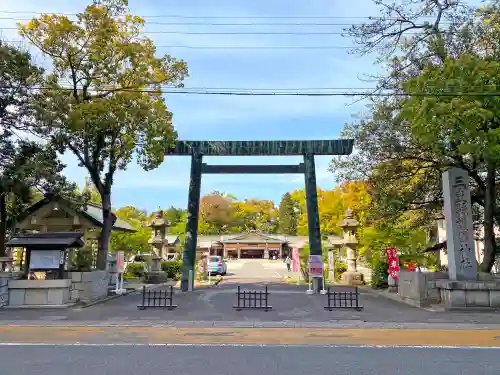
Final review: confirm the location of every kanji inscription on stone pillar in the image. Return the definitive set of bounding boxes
[442,168,477,280]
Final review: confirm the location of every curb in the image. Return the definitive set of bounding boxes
[76,289,136,308]
[174,278,223,290]
[2,320,500,329]
[79,281,188,308]
[359,286,437,312]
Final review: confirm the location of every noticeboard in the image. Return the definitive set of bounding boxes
[29,250,63,270]
[308,255,324,277]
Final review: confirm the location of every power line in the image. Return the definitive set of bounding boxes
[2,40,358,49]
[0,26,422,35]
[13,85,500,97]
[0,16,453,27]
[0,10,422,19]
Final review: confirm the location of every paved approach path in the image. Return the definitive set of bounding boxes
[1,282,500,324]
[1,260,500,325]
[221,259,291,283]
[1,345,498,375]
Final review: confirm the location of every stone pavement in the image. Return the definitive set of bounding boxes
[0,282,500,326]
[222,259,287,282]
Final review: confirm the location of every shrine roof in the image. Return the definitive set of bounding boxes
[6,232,85,249]
[16,195,136,233]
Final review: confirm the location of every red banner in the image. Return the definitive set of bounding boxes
[292,248,300,272]
[116,251,125,273]
[385,247,400,280]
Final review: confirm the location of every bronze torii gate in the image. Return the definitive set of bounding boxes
[166,139,354,293]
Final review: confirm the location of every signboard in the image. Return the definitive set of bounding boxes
[116,251,125,273]
[29,250,62,270]
[292,247,300,272]
[386,248,400,280]
[308,254,324,277]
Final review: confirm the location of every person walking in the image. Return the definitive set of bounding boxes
[285,255,292,272]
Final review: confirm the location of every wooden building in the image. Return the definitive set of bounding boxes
[14,195,136,239]
[11,195,137,268]
[162,231,344,260]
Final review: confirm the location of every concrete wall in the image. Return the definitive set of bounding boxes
[436,279,500,309]
[358,266,372,283]
[69,271,109,303]
[8,279,72,307]
[398,271,448,307]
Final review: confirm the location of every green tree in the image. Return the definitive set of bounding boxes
[110,205,150,256]
[401,55,500,271]
[278,193,297,235]
[0,41,77,257]
[82,176,102,205]
[232,199,277,233]
[331,0,500,271]
[164,206,184,225]
[19,0,188,269]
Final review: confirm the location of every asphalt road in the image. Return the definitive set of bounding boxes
[1,345,497,375]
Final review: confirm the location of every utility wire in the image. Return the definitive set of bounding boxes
[0,26,427,35]
[0,11,441,20]
[0,16,453,27]
[11,85,500,97]
[2,40,358,49]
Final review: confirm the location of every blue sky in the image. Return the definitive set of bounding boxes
[1,0,381,212]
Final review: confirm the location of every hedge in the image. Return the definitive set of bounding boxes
[161,260,182,280]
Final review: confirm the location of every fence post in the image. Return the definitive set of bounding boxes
[237,286,241,310]
[141,286,146,309]
[265,286,269,311]
[233,285,272,311]
[324,287,363,311]
[355,287,361,310]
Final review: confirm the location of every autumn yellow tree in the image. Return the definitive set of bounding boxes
[19,0,188,269]
[199,192,235,234]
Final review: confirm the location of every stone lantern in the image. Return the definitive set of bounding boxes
[145,209,170,284]
[148,209,171,259]
[338,208,364,286]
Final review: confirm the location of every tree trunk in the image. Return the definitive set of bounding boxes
[96,191,113,270]
[0,190,6,258]
[479,162,496,273]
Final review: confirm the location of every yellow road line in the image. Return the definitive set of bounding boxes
[0,326,499,346]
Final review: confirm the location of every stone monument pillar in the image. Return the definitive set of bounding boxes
[338,208,364,286]
[146,210,170,284]
[442,168,477,280]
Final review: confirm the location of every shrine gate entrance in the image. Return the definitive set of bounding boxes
[165,140,354,293]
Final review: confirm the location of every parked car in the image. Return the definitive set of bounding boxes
[208,256,227,276]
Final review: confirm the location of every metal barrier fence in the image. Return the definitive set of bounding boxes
[233,285,272,311]
[137,285,177,310]
[324,286,363,311]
